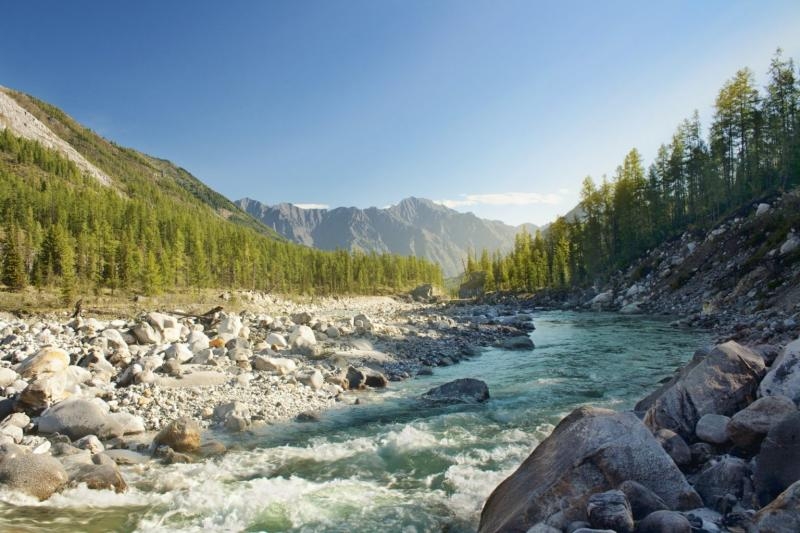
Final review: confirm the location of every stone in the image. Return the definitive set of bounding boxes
[693,455,750,512]
[353,313,373,331]
[161,358,182,377]
[0,367,19,387]
[636,510,692,533]
[16,369,83,412]
[655,429,691,467]
[253,355,296,375]
[780,233,800,255]
[325,326,340,338]
[494,335,535,350]
[362,367,388,388]
[586,490,633,533]
[266,333,288,348]
[410,284,435,302]
[164,343,193,363]
[695,414,731,445]
[296,370,324,390]
[346,366,367,389]
[289,325,316,347]
[74,435,104,454]
[617,480,668,520]
[100,328,128,349]
[756,203,771,216]
[187,331,210,352]
[132,322,161,344]
[69,460,127,492]
[727,395,797,452]
[152,417,201,453]
[690,442,714,466]
[0,443,69,500]
[754,411,800,505]
[422,378,490,404]
[290,312,312,325]
[217,314,243,338]
[754,480,800,533]
[478,407,701,533]
[619,302,642,314]
[759,337,800,406]
[38,398,124,440]
[14,347,70,379]
[642,341,766,441]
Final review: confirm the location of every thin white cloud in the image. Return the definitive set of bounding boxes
[434,192,562,209]
[294,203,329,210]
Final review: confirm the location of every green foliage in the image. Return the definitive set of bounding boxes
[0,129,442,296]
[469,50,800,293]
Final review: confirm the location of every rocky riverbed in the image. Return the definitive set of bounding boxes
[0,293,535,501]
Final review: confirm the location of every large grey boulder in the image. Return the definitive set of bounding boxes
[636,510,692,533]
[727,395,797,452]
[37,398,124,440]
[0,443,68,500]
[642,341,765,441]
[695,414,731,445]
[14,347,70,379]
[759,338,800,406]
[754,480,800,533]
[617,480,668,520]
[422,378,489,405]
[754,411,800,505]
[478,407,701,533]
[693,455,750,511]
[654,429,691,467]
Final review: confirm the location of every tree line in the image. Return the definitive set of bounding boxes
[0,128,442,299]
[466,50,799,293]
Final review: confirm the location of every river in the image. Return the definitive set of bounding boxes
[0,311,711,532]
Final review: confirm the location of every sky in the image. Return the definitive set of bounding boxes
[2,1,800,226]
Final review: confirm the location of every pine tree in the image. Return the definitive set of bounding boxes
[2,226,27,290]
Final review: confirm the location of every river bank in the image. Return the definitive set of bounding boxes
[0,292,536,503]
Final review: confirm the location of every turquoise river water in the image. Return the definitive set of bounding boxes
[0,311,710,532]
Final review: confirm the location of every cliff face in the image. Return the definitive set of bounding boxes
[237,196,537,277]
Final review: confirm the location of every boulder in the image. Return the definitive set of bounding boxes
[69,460,127,492]
[477,407,701,533]
[266,333,288,348]
[0,367,18,388]
[0,443,69,499]
[695,414,731,445]
[727,395,797,452]
[655,429,692,467]
[152,417,201,453]
[346,366,367,389]
[353,313,373,331]
[289,325,316,347]
[16,368,84,412]
[642,341,765,441]
[213,401,251,432]
[132,322,161,344]
[636,510,692,533]
[589,291,613,310]
[586,490,633,533]
[164,343,193,364]
[619,302,642,314]
[754,480,800,533]
[754,411,800,505]
[37,399,124,440]
[780,232,800,255]
[494,335,535,350]
[756,203,770,216]
[217,314,243,337]
[410,284,435,302]
[617,480,668,520]
[759,337,800,406]
[422,378,490,404]
[14,347,70,379]
[693,455,750,511]
[253,355,296,375]
[290,312,312,325]
[296,370,324,390]
[325,326,341,338]
[362,367,388,388]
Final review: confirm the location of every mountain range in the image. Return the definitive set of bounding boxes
[237,197,537,277]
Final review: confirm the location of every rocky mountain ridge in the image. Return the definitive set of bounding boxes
[237,196,538,277]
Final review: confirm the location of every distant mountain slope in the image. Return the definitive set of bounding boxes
[237,197,537,276]
[1,87,277,238]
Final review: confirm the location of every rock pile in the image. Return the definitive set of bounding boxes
[479,337,800,533]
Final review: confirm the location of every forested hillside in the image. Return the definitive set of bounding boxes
[0,90,442,299]
[467,50,800,293]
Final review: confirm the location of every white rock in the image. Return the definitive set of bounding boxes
[187,331,210,352]
[266,333,288,348]
[164,343,193,364]
[780,233,799,255]
[0,367,19,388]
[132,322,161,344]
[289,326,316,347]
[218,314,243,338]
[100,328,128,348]
[756,203,770,216]
[326,326,341,338]
[253,356,297,375]
[14,347,70,379]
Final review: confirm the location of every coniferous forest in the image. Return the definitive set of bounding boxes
[0,93,442,298]
[466,51,800,292]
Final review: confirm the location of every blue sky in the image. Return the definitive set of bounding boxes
[2,1,799,225]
